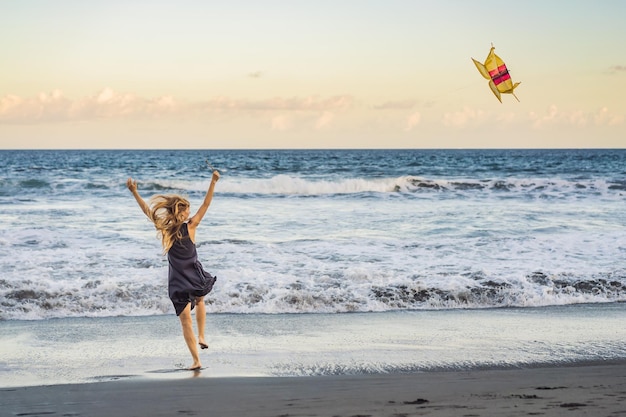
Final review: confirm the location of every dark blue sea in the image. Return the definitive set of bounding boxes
[1,149,625,386]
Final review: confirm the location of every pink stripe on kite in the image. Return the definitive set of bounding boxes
[493,73,511,85]
[490,64,511,86]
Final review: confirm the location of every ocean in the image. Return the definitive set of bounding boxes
[1,149,625,387]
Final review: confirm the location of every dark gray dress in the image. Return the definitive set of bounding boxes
[167,223,217,316]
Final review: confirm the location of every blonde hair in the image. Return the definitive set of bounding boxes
[149,195,190,253]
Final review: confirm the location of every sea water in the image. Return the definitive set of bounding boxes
[0,149,625,386]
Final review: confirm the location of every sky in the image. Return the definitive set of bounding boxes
[1,0,625,149]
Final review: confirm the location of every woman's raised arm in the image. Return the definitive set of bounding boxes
[188,171,220,229]
[127,177,151,219]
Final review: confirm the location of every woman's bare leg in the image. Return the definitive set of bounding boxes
[195,297,207,348]
[178,303,201,370]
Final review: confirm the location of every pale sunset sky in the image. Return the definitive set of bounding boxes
[1,0,625,149]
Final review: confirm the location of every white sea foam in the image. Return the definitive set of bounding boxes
[3,191,626,320]
[2,217,624,320]
[139,175,626,200]
[8,169,626,200]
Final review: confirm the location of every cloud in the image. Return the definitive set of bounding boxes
[271,114,291,131]
[96,88,115,103]
[442,106,488,127]
[495,112,517,123]
[373,100,416,110]
[439,105,623,131]
[529,104,559,128]
[608,65,626,73]
[268,111,336,132]
[0,89,355,124]
[529,105,624,128]
[593,107,624,126]
[315,111,334,130]
[0,90,73,124]
[404,112,421,131]
[197,95,354,112]
[0,88,185,124]
[248,71,263,78]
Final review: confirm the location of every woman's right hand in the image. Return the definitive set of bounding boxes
[211,171,220,183]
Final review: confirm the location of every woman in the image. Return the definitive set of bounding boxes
[127,170,220,370]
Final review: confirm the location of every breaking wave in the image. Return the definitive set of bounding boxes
[148,175,626,199]
[1,269,625,320]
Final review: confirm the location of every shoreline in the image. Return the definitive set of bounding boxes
[3,305,626,389]
[2,362,625,417]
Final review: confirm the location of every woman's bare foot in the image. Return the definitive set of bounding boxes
[198,334,209,349]
[188,362,202,371]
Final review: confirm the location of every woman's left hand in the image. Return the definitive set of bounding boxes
[126,177,138,192]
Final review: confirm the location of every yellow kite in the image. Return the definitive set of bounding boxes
[472,45,520,103]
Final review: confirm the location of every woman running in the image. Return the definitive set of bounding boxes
[127,170,220,370]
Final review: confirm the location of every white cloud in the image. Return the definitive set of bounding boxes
[271,114,291,131]
[198,95,354,112]
[0,90,73,124]
[495,112,517,123]
[404,111,421,131]
[374,100,416,110]
[96,88,115,103]
[0,88,185,123]
[442,106,488,127]
[594,106,624,126]
[315,111,334,130]
[0,89,355,124]
[439,105,623,131]
[529,105,624,129]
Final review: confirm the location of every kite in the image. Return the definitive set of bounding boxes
[472,44,520,103]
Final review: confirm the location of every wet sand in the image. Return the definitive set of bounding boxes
[2,362,625,417]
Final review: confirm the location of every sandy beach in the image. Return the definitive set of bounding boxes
[2,362,625,417]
